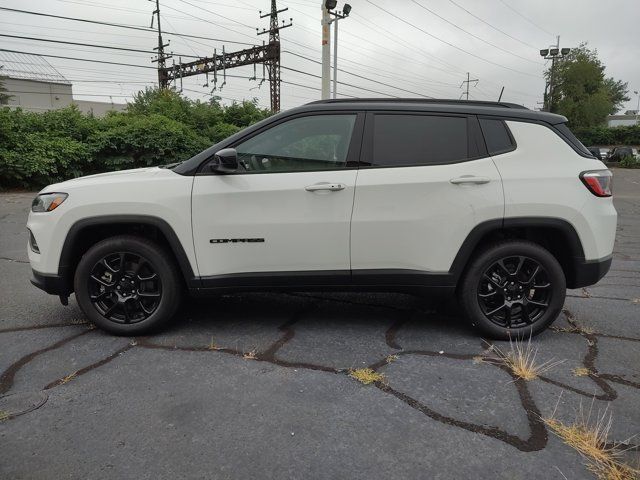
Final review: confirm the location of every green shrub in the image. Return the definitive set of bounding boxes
[618,155,640,168]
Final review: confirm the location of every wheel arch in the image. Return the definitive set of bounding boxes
[58,215,197,293]
[450,217,586,288]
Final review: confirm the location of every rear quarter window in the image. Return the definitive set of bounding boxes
[479,119,515,155]
[554,123,594,158]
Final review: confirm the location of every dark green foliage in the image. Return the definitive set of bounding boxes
[547,44,630,128]
[0,88,271,189]
[0,76,11,105]
[574,125,640,146]
[618,155,639,168]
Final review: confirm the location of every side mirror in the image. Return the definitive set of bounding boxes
[209,148,239,173]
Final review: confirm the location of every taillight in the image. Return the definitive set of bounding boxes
[580,170,612,197]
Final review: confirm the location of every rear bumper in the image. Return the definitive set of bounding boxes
[30,269,70,296]
[569,255,612,288]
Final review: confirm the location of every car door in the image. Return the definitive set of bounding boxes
[350,112,504,282]
[191,112,363,285]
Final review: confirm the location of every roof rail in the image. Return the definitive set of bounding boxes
[307,98,529,110]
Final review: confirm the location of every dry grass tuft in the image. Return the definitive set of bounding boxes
[59,372,77,385]
[385,354,399,364]
[349,368,385,385]
[243,349,257,360]
[632,298,640,305]
[544,404,639,480]
[573,367,591,377]
[207,337,219,351]
[0,410,9,422]
[472,355,485,365]
[490,337,564,381]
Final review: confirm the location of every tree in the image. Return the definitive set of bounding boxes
[0,75,11,105]
[546,43,629,128]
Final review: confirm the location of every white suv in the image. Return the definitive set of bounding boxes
[27,99,617,339]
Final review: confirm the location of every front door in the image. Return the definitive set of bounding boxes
[192,112,363,283]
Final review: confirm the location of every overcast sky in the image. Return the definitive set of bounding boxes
[1,0,639,112]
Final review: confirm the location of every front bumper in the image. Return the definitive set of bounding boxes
[569,255,612,288]
[30,269,71,296]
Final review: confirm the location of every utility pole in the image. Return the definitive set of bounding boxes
[321,1,332,100]
[150,0,171,89]
[157,0,291,112]
[460,72,478,101]
[540,36,570,112]
[330,4,351,99]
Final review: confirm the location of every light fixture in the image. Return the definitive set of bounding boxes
[325,0,337,10]
[540,49,549,57]
[561,47,570,55]
[550,48,559,56]
[342,3,352,16]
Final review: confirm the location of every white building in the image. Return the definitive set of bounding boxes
[0,52,126,116]
[606,114,639,127]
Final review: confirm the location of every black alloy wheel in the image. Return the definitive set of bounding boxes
[477,255,551,328]
[88,252,162,324]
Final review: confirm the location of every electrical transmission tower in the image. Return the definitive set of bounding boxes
[152,0,292,112]
[150,0,171,88]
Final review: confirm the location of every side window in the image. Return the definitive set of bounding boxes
[234,114,356,173]
[368,114,469,167]
[479,118,515,155]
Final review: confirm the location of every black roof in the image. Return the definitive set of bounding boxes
[299,98,567,125]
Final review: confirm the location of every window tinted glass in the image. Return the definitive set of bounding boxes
[479,118,514,155]
[235,114,356,173]
[370,114,468,166]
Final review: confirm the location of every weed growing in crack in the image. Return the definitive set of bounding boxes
[488,337,564,381]
[59,372,77,385]
[0,410,9,422]
[573,367,591,377]
[208,337,219,351]
[349,368,385,385]
[385,354,399,364]
[243,349,257,360]
[544,401,639,480]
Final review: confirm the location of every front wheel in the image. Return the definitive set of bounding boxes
[74,235,182,335]
[458,241,566,339]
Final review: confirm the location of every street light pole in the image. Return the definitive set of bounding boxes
[539,37,570,112]
[635,90,640,125]
[332,17,338,99]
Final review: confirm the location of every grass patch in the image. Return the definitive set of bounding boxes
[0,410,9,422]
[349,368,385,385]
[544,405,639,480]
[573,367,591,377]
[385,354,399,364]
[489,337,564,381]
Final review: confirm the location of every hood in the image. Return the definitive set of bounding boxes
[41,167,167,192]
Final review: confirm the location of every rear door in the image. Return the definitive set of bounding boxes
[191,112,363,282]
[350,112,504,280]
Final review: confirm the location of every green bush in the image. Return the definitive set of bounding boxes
[618,155,640,168]
[0,88,272,189]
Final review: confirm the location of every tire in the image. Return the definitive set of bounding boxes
[74,235,182,335]
[458,240,566,340]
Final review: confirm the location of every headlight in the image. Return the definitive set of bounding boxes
[31,193,68,212]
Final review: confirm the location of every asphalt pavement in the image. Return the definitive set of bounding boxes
[0,169,638,479]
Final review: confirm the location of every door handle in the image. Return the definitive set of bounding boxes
[450,176,491,185]
[305,183,346,192]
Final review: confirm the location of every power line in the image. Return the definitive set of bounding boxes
[364,0,541,78]
[284,51,433,98]
[498,0,554,37]
[445,0,537,49]
[0,48,157,69]
[281,66,398,98]
[409,0,541,65]
[0,33,200,58]
[0,7,255,46]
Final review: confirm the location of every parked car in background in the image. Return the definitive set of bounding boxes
[608,146,639,162]
[587,146,603,160]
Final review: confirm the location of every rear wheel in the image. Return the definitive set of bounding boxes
[458,241,566,339]
[74,235,182,335]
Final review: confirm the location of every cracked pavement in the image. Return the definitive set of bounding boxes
[0,169,638,479]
